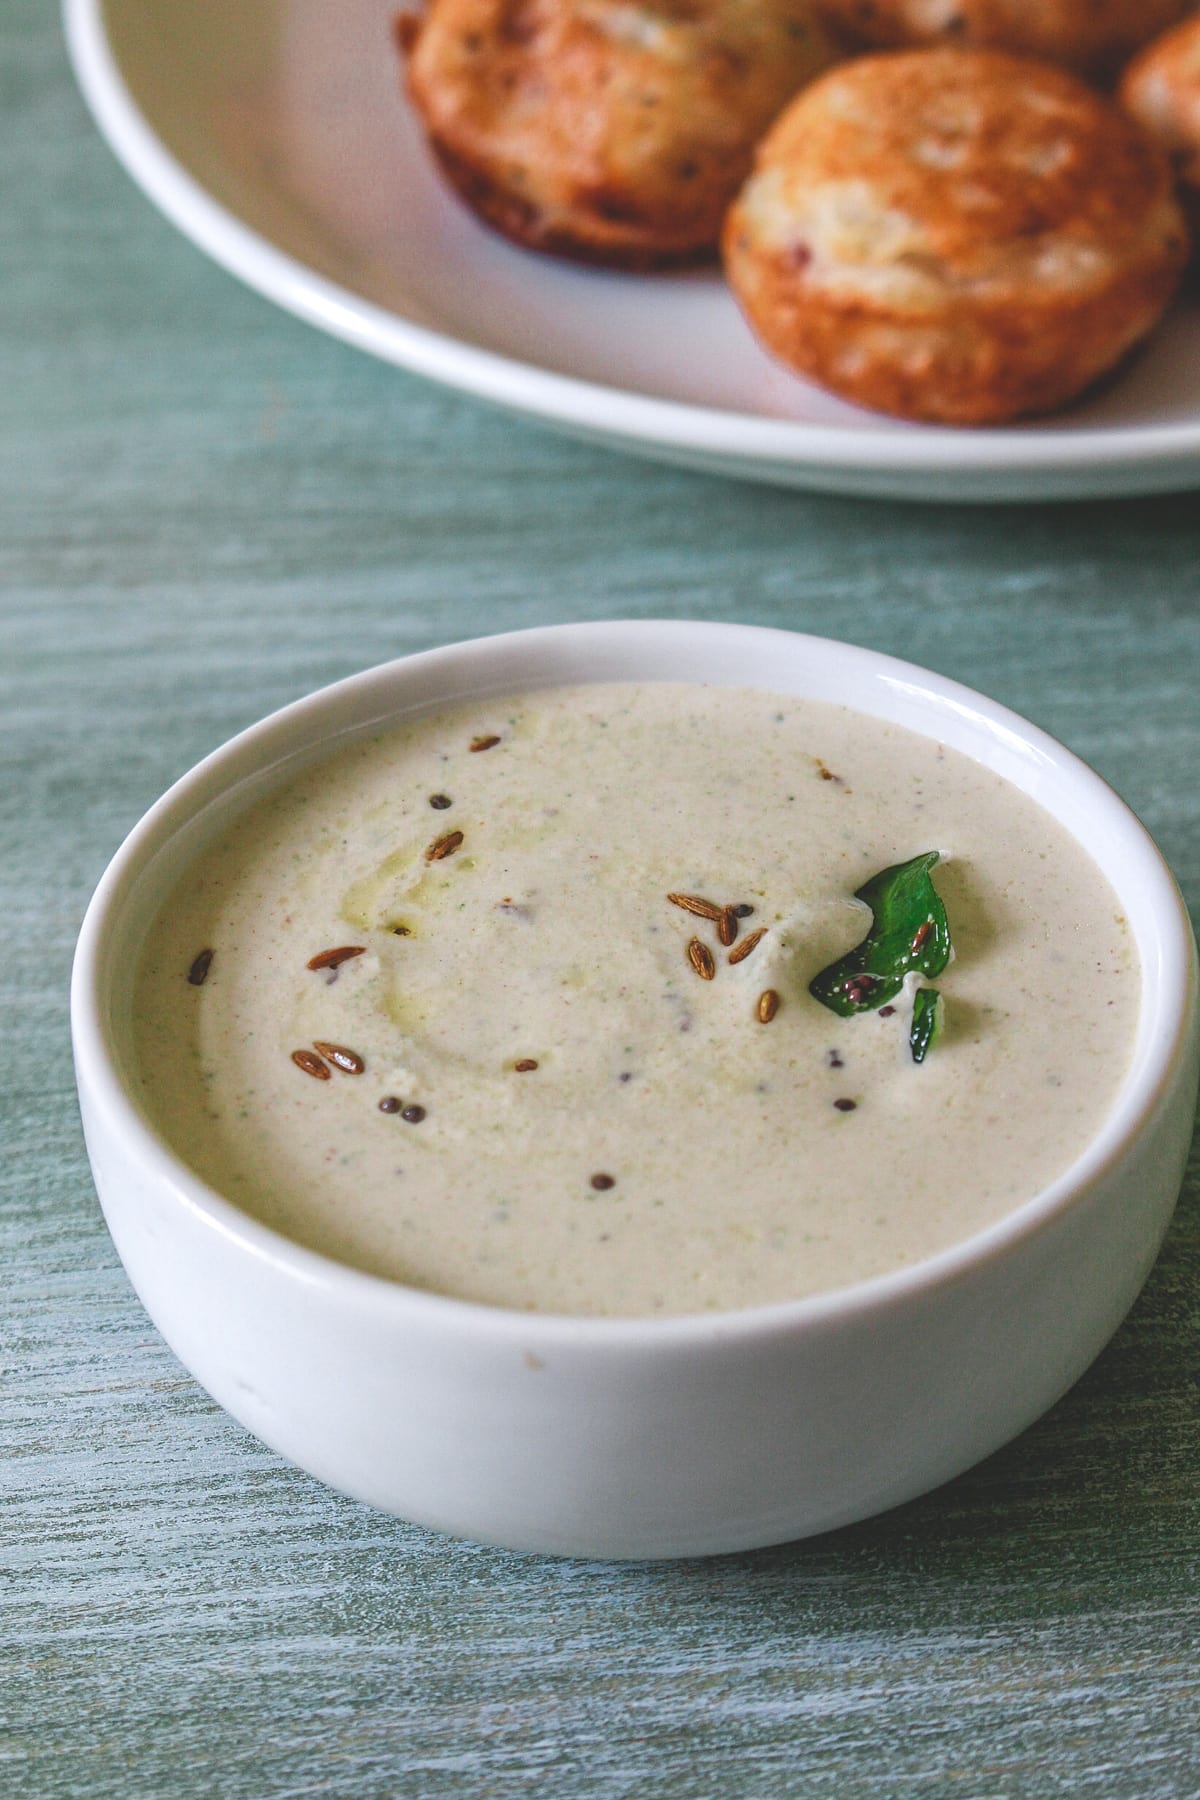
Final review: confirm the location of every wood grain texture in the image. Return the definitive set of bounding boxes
[2,4,1198,1795]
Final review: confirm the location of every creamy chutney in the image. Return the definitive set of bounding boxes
[132,684,1138,1317]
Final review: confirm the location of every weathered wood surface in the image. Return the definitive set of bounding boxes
[2,5,1198,1794]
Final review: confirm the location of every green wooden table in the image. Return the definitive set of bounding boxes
[4,4,1198,1793]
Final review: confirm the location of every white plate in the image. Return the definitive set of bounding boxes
[66,0,1200,501]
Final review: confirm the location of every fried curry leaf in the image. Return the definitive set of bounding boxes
[809,851,951,1018]
[909,985,942,1064]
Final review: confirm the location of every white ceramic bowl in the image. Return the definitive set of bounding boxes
[72,623,1199,1558]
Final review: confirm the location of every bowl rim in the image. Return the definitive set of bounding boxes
[72,619,1198,1347]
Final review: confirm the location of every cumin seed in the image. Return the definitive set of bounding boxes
[426,829,464,862]
[292,1049,331,1081]
[312,1040,365,1075]
[757,988,780,1023]
[727,926,766,966]
[306,945,365,972]
[187,948,214,986]
[687,937,716,980]
[668,892,724,922]
[718,907,738,948]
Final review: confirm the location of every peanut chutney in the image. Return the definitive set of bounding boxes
[132,683,1138,1317]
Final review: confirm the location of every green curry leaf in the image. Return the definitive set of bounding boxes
[909,986,942,1064]
[809,851,951,1017]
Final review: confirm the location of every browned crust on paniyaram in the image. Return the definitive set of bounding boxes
[722,49,1188,425]
[812,0,1189,79]
[1120,16,1200,258]
[399,0,835,268]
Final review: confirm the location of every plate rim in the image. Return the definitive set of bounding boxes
[65,0,1200,491]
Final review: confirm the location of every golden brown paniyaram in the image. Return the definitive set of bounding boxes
[811,0,1190,80]
[1120,15,1200,255]
[722,49,1189,426]
[398,0,835,269]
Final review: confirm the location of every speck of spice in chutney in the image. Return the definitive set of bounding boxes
[667,891,724,923]
[306,944,365,974]
[728,927,766,966]
[187,948,214,986]
[312,1041,365,1076]
[426,829,464,863]
[687,937,716,980]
